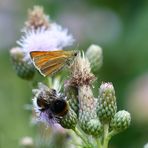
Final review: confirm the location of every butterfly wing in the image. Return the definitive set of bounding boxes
[40,58,66,76]
[30,51,70,76]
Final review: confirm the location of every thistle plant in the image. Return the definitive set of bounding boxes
[10,5,131,148]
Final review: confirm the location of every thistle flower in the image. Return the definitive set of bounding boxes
[10,47,35,80]
[110,110,131,133]
[97,82,117,124]
[86,44,103,72]
[25,6,50,30]
[17,23,74,61]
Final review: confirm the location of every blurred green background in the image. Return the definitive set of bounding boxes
[1,0,148,147]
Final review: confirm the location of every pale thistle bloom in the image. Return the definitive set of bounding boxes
[17,23,74,61]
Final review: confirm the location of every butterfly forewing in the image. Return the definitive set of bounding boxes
[40,57,66,70]
[41,62,65,76]
[30,50,76,76]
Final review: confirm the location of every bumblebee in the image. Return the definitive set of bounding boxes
[36,88,69,117]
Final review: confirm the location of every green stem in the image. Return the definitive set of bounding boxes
[103,128,118,148]
[47,77,52,87]
[103,124,109,148]
[73,127,91,147]
[107,130,118,141]
[95,137,102,148]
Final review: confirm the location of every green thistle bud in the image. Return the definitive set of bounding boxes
[79,85,102,136]
[64,83,79,115]
[97,82,117,123]
[10,47,35,80]
[110,110,131,133]
[60,107,77,129]
[86,44,103,72]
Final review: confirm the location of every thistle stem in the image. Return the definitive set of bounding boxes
[103,124,109,148]
[47,77,52,87]
[95,137,102,148]
[73,127,91,147]
[107,130,118,141]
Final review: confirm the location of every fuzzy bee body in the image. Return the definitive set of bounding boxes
[36,88,68,117]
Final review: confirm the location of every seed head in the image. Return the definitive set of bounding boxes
[69,53,96,86]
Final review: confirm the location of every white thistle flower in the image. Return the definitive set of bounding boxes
[17,23,74,61]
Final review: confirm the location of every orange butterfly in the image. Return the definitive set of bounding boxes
[30,50,77,76]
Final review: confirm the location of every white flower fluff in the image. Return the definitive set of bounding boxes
[17,23,74,60]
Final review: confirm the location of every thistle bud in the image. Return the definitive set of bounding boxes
[60,107,77,129]
[110,110,131,133]
[97,82,117,123]
[25,6,50,30]
[10,47,35,80]
[86,44,103,72]
[79,85,102,136]
[64,83,79,115]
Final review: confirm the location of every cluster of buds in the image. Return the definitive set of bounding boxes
[10,5,131,148]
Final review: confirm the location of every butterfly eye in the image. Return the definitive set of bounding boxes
[74,51,78,57]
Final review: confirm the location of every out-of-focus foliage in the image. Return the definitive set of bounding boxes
[1,0,148,147]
